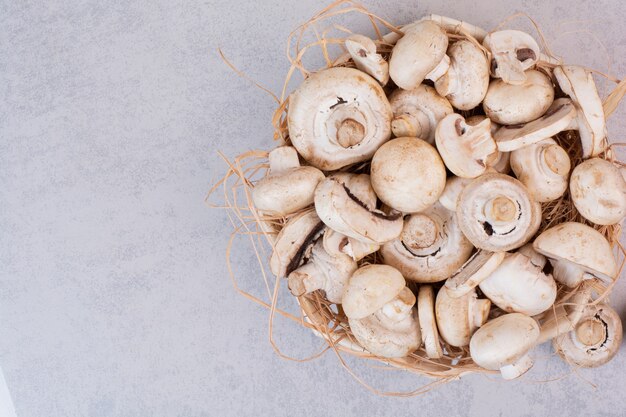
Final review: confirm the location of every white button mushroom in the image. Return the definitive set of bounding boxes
[444,250,506,298]
[553,304,622,368]
[389,20,449,90]
[288,67,392,170]
[435,113,497,178]
[457,173,542,251]
[483,30,540,85]
[470,313,540,379]
[537,281,592,344]
[287,241,357,303]
[388,84,453,144]
[478,252,557,316]
[344,34,389,85]
[533,222,617,287]
[343,265,421,358]
[370,137,446,213]
[252,146,325,216]
[435,287,491,347]
[380,203,474,283]
[417,285,443,359]
[554,65,607,158]
[438,176,473,212]
[570,158,626,225]
[483,70,555,125]
[510,138,571,203]
[314,177,403,245]
[466,115,510,174]
[435,39,490,110]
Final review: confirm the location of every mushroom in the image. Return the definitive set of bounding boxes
[467,115,510,174]
[380,202,474,283]
[345,34,389,85]
[389,85,453,144]
[533,222,617,287]
[517,242,546,268]
[482,30,540,85]
[288,67,392,170]
[478,252,557,316]
[554,65,607,158]
[483,70,554,125]
[421,15,488,42]
[435,287,491,347]
[435,40,490,110]
[444,250,506,298]
[435,113,496,178]
[389,20,449,90]
[287,240,357,303]
[343,265,421,358]
[269,209,325,277]
[553,303,622,368]
[537,281,592,344]
[494,98,578,151]
[570,158,626,225]
[370,137,446,213]
[457,173,542,251]
[417,285,443,358]
[314,177,403,245]
[438,176,473,212]
[510,138,571,202]
[470,313,540,379]
[252,146,325,216]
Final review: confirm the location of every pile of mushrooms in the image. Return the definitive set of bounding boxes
[251,16,625,379]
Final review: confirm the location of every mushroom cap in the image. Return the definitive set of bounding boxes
[380,203,474,282]
[510,138,571,203]
[342,264,406,319]
[479,253,557,316]
[438,176,473,212]
[269,209,325,277]
[457,173,542,251]
[483,30,540,85]
[470,313,540,372]
[288,67,392,170]
[389,20,448,90]
[328,172,377,209]
[553,304,622,367]
[435,40,489,110]
[435,114,496,178]
[389,84,453,144]
[370,137,446,213]
[314,177,403,245]
[532,222,617,281]
[483,70,554,125]
[322,228,379,261]
[445,250,506,298]
[435,287,491,347]
[494,98,577,151]
[417,285,443,358]
[570,158,626,225]
[554,65,607,158]
[345,34,389,85]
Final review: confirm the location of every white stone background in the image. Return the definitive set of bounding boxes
[1,0,626,416]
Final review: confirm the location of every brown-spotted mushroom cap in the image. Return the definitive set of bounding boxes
[288,67,392,170]
[470,313,540,379]
[444,250,506,298]
[435,286,491,347]
[435,114,496,178]
[389,20,449,90]
[314,177,403,245]
[483,30,540,85]
[435,40,490,110]
[479,253,557,316]
[438,176,473,212]
[570,158,626,225]
[370,137,446,213]
[554,65,607,158]
[553,304,622,367]
[533,222,617,287]
[389,84,453,144]
[510,138,571,203]
[494,98,578,152]
[457,173,542,251]
[380,202,474,283]
[483,70,554,125]
[252,146,325,216]
[287,240,357,303]
[345,34,389,85]
[417,285,443,358]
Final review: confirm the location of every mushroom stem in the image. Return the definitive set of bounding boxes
[537,283,591,344]
[377,287,416,323]
[500,354,533,380]
[551,259,586,287]
[288,262,322,297]
[268,146,301,173]
[425,55,450,82]
[470,298,491,329]
[391,111,429,138]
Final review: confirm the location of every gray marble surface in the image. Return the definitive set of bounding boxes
[1,1,626,416]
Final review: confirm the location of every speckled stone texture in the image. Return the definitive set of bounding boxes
[1,1,625,416]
